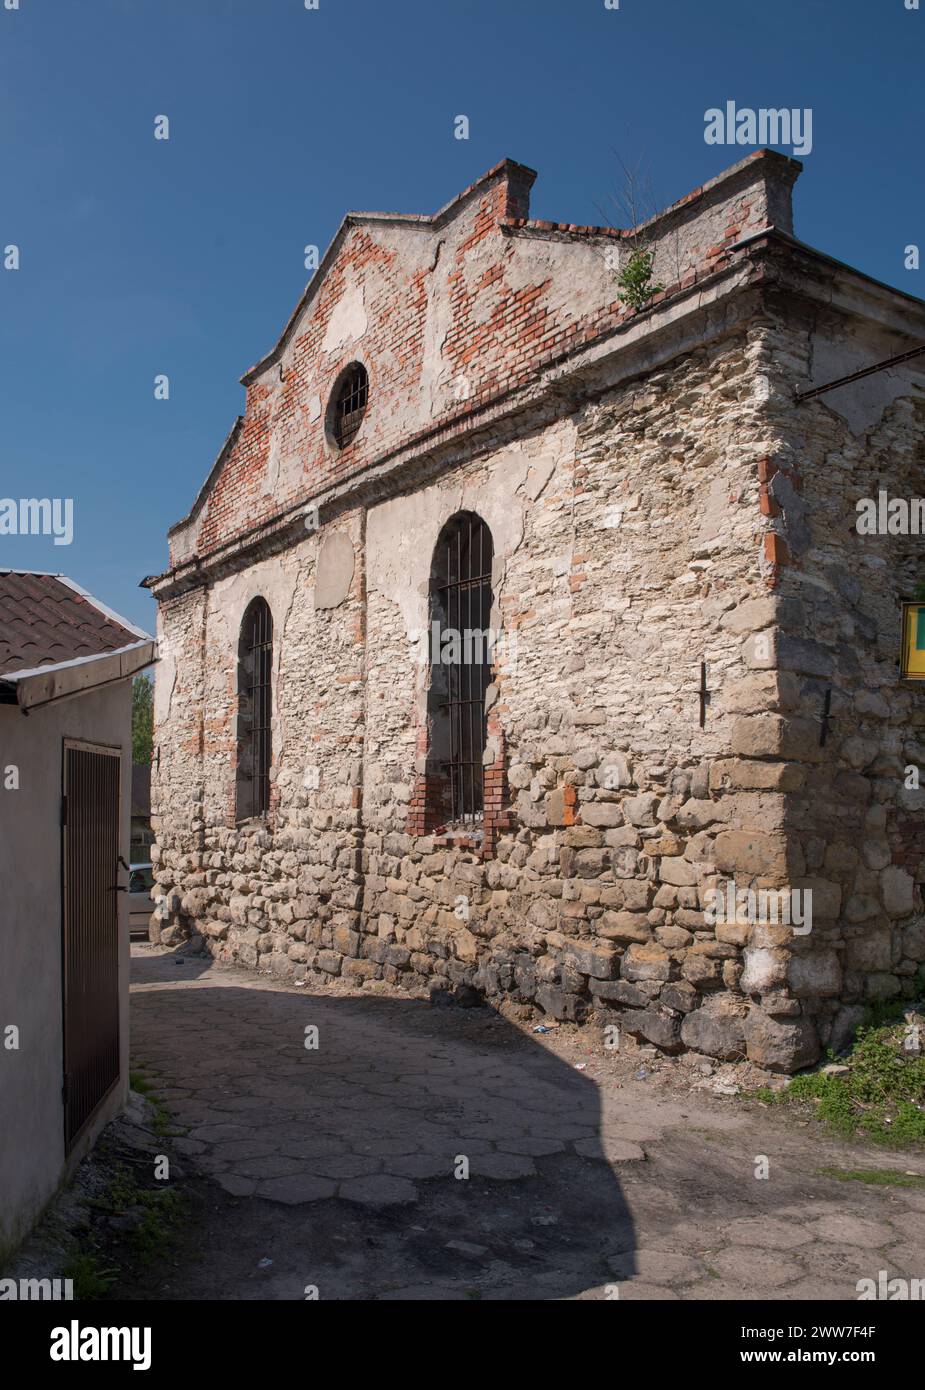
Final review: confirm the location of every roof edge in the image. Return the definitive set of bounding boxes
[167,416,244,538]
[239,158,537,388]
[3,639,157,711]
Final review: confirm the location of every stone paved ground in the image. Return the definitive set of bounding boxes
[129,945,925,1301]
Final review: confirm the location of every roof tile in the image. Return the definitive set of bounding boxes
[0,572,143,677]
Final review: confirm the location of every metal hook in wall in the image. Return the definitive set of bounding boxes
[699,662,712,728]
[818,688,836,747]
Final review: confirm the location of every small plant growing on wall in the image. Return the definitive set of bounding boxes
[616,244,663,311]
[595,151,671,313]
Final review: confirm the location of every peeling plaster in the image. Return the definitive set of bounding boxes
[808,327,925,436]
[520,453,557,502]
[321,276,368,355]
[154,620,177,727]
[366,422,575,643]
[208,559,300,764]
[694,474,733,555]
[770,471,811,555]
[504,237,614,319]
[266,432,281,493]
[314,530,356,609]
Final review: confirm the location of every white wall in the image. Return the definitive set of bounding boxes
[0,680,132,1261]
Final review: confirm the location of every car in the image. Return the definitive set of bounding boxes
[128,862,155,936]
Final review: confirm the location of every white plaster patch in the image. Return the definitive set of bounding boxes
[504,238,615,320]
[314,530,356,609]
[810,332,924,436]
[693,474,731,554]
[153,626,176,726]
[521,454,557,502]
[266,433,281,493]
[307,394,322,423]
[366,422,575,644]
[321,278,368,356]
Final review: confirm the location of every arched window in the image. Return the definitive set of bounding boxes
[328,362,368,449]
[426,512,495,826]
[236,598,273,820]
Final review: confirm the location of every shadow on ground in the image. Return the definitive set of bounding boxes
[129,948,636,1300]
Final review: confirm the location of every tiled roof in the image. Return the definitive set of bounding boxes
[0,570,147,678]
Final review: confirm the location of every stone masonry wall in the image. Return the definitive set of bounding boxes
[730,268,925,1061]
[150,310,883,1073]
[150,155,925,1075]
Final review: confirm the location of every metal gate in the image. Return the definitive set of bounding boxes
[62,741,121,1150]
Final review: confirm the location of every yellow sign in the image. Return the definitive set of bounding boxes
[901,603,925,680]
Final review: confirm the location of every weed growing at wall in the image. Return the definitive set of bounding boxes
[756,1008,925,1147]
[616,246,663,311]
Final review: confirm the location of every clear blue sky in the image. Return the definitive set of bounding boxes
[1,0,921,633]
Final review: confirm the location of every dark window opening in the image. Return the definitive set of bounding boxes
[236,598,273,820]
[331,363,368,448]
[426,512,494,828]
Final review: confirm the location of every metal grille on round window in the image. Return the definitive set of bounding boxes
[332,364,368,447]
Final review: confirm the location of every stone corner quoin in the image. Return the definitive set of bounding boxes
[144,149,925,1075]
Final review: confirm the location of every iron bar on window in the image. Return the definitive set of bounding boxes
[241,599,273,818]
[435,513,493,825]
[333,364,368,447]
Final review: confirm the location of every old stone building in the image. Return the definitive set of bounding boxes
[145,150,925,1072]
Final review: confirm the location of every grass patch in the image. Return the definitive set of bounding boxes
[817,1166,925,1188]
[775,1016,925,1148]
[61,1250,120,1300]
[129,1068,172,1135]
[81,1161,189,1288]
[131,1188,185,1268]
[862,997,908,1029]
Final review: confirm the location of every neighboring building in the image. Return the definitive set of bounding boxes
[131,761,153,861]
[0,571,155,1259]
[145,152,925,1073]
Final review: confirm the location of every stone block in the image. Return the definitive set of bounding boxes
[731,715,822,763]
[621,943,671,983]
[740,946,789,993]
[589,979,648,1007]
[713,830,803,882]
[680,996,748,1061]
[547,932,617,979]
[744,1009,820,1073]
[624,1010,683,1053]
[844,923,892,972]
[581,803,624,828]
[881,865,915,918]
[788,949,841,998]
[598,911,651,944]
[660,981,700,1013]
[658,856,698,887]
